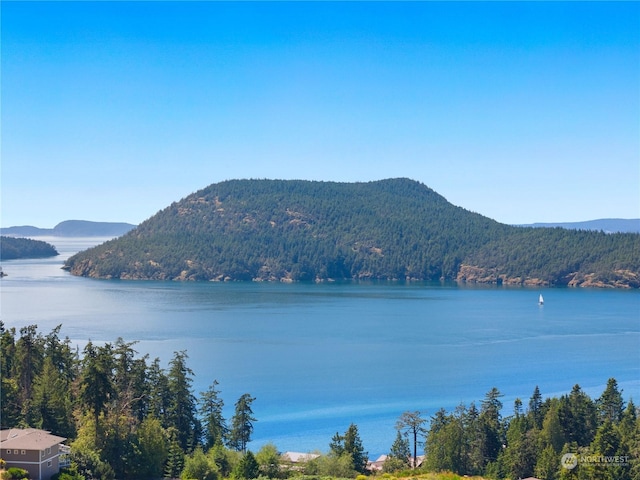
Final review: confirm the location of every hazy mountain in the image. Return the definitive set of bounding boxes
[64,178,639,288]
[519,218,640,234]
[1,220,136,237]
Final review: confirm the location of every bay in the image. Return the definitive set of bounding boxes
[1,237,639,456]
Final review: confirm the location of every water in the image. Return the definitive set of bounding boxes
[1,237,639,456]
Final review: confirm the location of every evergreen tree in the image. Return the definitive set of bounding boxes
[208,442,234,478]
[200,380,227,449]
[30,357,74,437]
[386,430,411,470]
[618,399,637,458]
[479,387,504,466]
[464,402,484,475]
[229,393,256,453]
[43,324,77,385]
[0,377,21,428]
[166,350,200,452]
[147,357,170,425]
[329,431,345,456]
[597,378,625,424]
[78,342,115,441]
[425,408,449,471]
[15,325,45,417]
[560,384,597,446]
[396,411,427,468]
[165,429,185,479]
[529,385,544,429]
[0,322,16,380]
[502,409,536,480]
[540,400,566,454]
[343,423,368,473]
[232,451,259,480]
[70,447,116,480]
[113,338,148,422]
[327,424,368,473]
[534,444,559,480]
[131,416,168,479]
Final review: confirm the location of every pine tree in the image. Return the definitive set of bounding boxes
[199,380,227,449]
[396,411,427,468]
[166,350,200,452]
[30,357,74,437]
[343,423,368,473]
[164,429,185,479]
[597,378,624,424]
[229,393,256,453]
[15,325,45,417]
[388,430,411,467]
[528,385,544,429]
[232,451,259,480]
[147,357,170,425]
[479,388,504,467]
[78,341,115,441]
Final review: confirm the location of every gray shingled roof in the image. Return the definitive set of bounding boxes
[0,429,66,450]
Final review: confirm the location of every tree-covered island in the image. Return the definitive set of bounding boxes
[64,179,640,288]
[0,236,58,261]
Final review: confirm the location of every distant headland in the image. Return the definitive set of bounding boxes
[518,218,640,234]
[0,220,137,238]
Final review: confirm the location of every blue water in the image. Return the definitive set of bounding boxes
[1,237,639,456]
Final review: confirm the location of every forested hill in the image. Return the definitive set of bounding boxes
[0,236,58,260]
[64,178,640,287]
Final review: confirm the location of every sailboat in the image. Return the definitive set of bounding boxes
[538,293,544,305]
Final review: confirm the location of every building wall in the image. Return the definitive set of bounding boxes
[41,455,61,480]
[1,445,61,480]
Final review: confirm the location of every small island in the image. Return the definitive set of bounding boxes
[0,236,59,260]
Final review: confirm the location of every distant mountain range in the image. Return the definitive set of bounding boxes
[519,219,640,234]
[1,220,136,237]
[62,178,640,288]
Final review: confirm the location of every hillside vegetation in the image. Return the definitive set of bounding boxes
[0,236,58,260]
[64,179,640,287]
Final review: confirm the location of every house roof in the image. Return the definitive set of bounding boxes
[281,451,320,463]
[0,429,66,450]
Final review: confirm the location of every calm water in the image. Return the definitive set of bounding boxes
[1,237,639,456]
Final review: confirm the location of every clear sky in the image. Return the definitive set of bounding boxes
[1,1,639,228]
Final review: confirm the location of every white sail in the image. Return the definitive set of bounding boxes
[539,294,544,305]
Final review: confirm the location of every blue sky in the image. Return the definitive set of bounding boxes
[2,1,638,228]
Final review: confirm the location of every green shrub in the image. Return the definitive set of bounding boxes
[3,467,29,480]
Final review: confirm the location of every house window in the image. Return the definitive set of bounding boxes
[14,450,18,454]
[6,449,10,455]
[21,450,25,455]
[41,450,45,458]
[47,460,52,467]
[47,447,51,454]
